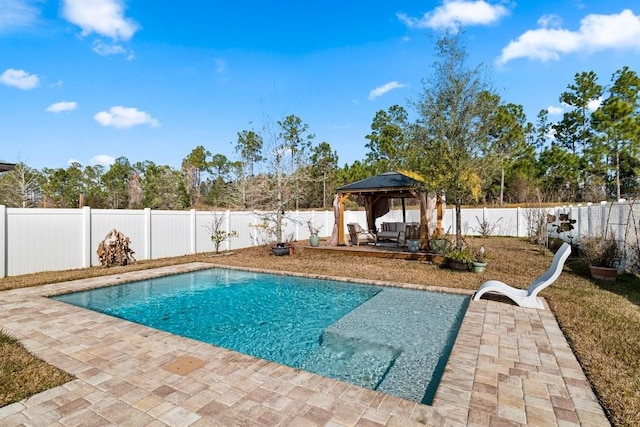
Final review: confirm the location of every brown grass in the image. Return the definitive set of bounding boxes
[0,331,74,407]
[1,237,638,426]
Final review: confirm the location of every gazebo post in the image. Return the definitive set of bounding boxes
[401,198,406,222]
[436,193,445,234]
[337,193,350,245]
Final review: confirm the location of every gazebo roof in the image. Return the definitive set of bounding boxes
[336,171,423,195]
[0,162,16,173]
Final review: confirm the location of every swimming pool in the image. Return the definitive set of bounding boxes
[51,268,469,404]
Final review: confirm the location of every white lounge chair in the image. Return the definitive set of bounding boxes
[472,242,571,309]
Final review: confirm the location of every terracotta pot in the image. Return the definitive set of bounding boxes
[589,265,617,281]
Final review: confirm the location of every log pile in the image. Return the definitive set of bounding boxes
[97,229,136,267]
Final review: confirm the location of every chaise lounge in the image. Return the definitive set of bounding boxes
[472,242,571,309]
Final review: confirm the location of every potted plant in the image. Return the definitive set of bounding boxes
[471,245,487,273]
[430,231,453,255]
[405,223,420,253]
[580,231,621,281]
[307,220,322,247]
[444,248,472,271]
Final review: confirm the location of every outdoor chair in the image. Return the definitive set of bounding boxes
[472,242,571,309]
[347,223,377,246]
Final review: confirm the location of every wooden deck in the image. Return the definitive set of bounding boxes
[304,242,443,262]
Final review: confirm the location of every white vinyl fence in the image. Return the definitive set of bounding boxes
[1,202,636,277]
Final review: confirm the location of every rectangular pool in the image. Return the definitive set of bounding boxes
[52,268,469,404]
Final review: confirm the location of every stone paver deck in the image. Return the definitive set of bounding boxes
[0,263,609,426]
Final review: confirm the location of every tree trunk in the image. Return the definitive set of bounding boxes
[322,170,327,208]
[276,153,284,244]
[500,168,504,207]
[455,202,463,250]
[616,148,621,201]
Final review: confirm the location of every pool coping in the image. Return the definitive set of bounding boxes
[0,263,610,426]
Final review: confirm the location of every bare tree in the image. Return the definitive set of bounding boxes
[0,162,42,207]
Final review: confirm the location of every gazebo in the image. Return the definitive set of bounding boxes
[331,171,444,248]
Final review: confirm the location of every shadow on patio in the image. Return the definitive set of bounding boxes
[303,239,443,262]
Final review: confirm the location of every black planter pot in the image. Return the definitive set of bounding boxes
[445,258,470,271]
[271,246,290,256]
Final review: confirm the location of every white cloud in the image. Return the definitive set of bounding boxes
[62,0,138,41]
[46,101,78,113]
[587,97,602,111]
[537,14,563,28]
[547,105,563,115]
[91,154,115,166]
[0,0,40,31]
[397,0,509,31]
[0,68,39,89]
[92,40,124,55]
[368,81,406,100]
[92,40,135,59]
[94,106,159,129]
[499,9,640,64]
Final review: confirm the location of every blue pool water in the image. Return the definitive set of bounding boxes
[52,268,469,404]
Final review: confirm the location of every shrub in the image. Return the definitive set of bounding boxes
[473,216,502,237]
[205,212,238,254]
[580,232,621,268]
[445,248,472,263]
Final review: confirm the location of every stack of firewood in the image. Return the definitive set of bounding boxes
[97,229,136,267]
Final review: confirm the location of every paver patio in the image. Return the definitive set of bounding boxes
[0,263,609,426]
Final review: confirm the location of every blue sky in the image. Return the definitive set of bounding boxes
[2,0,640,171]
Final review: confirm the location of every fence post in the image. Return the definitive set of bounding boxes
[252,211,258,246]
[600,201,607,233]
[516,207,521,237]
[144,208,152,260]
[82,206,92,268]
[586,203,592,237]
[575,205,581,239]
[225,210,231,251]
[0,205,6,278]
[618,200,625,240]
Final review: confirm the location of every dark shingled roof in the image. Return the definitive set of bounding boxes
[336,171,422,193]
[0,162,16,173]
